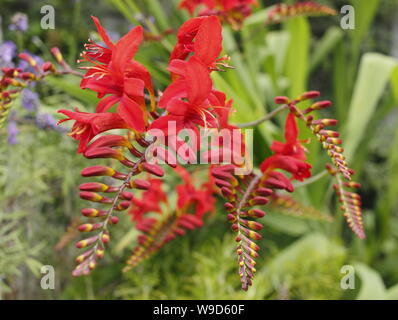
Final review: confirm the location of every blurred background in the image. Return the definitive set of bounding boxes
[1,0,398,299]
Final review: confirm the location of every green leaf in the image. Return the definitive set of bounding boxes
[355,263,386,300]
[386,283,398,300]
[284,17,310,97]
[344,53,398,160]
[46,76,99,106]
[310,27,343,73]
[390,66,398,104]
[349,0,381,55]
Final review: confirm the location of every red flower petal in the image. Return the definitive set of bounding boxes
[117,94,147,132]
[186,57,212,105]
[91,16,114,48]
[194,16,222,66]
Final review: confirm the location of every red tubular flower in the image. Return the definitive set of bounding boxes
[150,56,218,134]
[175,166,215,218]
[169,16,223,69]
[260,154,312,182]
[271,112,307,160]
[58,109,129,153]
[129,179,168,222]
[79,17,155,132]
[260,112,312,182]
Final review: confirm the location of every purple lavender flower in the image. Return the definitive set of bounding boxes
[0,41,17,68]
[21,89,39,111]
[7,120,19,145]
[9,13,28,33]
[36,113,67,133]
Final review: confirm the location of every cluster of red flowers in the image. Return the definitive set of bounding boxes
[59,17,155,153]
[57,11,364,288]
[59,16,237,158]
[125,166,215,270]
[152,16,232,134]
[260,112,311,183]
[179,0,258,28]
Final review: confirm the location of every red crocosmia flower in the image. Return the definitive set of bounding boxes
[169,16,223,70]
[175,166,215,218]
[58,109,129,153]
[271,112,307,160]
[79,17,155,132]
[129,179,168,222]
[260,154,312,182]
[150,56,218,135]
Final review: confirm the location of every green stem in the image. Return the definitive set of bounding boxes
[235,104,288,128]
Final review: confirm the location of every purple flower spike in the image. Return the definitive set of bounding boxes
[9,13,29,32]
[22,89,39,111]
[7,120,19,145]
[36,113,68,133]
[0,41,17,68]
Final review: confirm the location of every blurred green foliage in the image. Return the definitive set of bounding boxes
[1,0,398,300]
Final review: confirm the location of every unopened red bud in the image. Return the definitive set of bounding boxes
[310,100,332,111]
[81,208,107,218]
[95,249,105,259]
[224,202,235,212]
[247,209,266,218]
[50,47,64,64]
[19,53,37,68]
[84,147,125,161]
[319,130,340,138]
[75,249,94,264]
[215,178,231,188]
[19,72,36,80]
[109,216,119,225]
[274,96,290,104]
[298,91,320,101]
[87,135,131,150]
[227,214,237,223]
[76,235,99,248]
[101,233,110,243]
[344,181,361,189]
[78,223,102,232]
[241,219,263,230]
[121,191,134,200]
[81,165,116,177]
[80,182,109,192]
[241,226,262,240]
[326,137,342,145]
[88,260,97,270]
[313,119,338,126]
[42,61,56,73]
[80,191,104,202]
[141,162,164,177]
[131,179,151,190]
[248,196,269,206]
[116,201,130,211]
[254,188,273,197]
[1,67,20,77]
